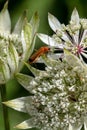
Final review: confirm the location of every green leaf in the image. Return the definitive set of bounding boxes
[0,1,11,33]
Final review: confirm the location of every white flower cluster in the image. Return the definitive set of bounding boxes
[26,57,87,130]
[38,8,87,64]
[0,33,21,60]
[5,53,87,130]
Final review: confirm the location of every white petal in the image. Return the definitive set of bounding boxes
[38,33,63,48]
[3,97,30,112]
[15,120,30,129]
[69,123,82,130]
[79,54,85,63]
[64,49,84,69]
[73,30,79,44]
[70,8,79,25]
[48,53,63,60]
[30,11,39,40]
[15,118,39,129]
[81,52,87,59]
[24,62,44,76]
[7,43,19,74]
[80,30,87,45]
[84,116,87,130]
[62,32,71,43]
[21,30,26,56]
[13,11,27,35]
[19,23,32,71]
[0,60,10,84]
[15,73,33,91]
[42,54,58,67]
[21,23,32,59]
[22,22,32,53]
[48,13,62,32]
[0,2,11,33]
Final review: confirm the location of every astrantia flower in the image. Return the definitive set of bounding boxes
[38,8,87,63]
[4,51,87,130]
[0,2,39,84]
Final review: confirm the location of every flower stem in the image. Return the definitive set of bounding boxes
[0,84,10,130]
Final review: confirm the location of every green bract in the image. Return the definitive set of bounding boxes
[0,2,39,84]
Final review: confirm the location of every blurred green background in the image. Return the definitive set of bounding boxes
[0,0,87,130]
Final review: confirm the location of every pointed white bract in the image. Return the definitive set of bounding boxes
[3,97,30,112]
[15,118,39,129]
[48,12,62,32]
[64,49,84,69]
[0,1,11,33]
[69,123,82,130]
[19,12,39,71]
[15,120,31,129]
[13,11,27,35]
[24,62,48,77]
[0,59,10,84]
[70,8,79,25]
[38,33,63,48]
[19,23,32,71]
[7,43,19,75]
[16,73,33,91]
[30,11,39,40]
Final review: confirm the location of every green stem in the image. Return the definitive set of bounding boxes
[0,84,10,130]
